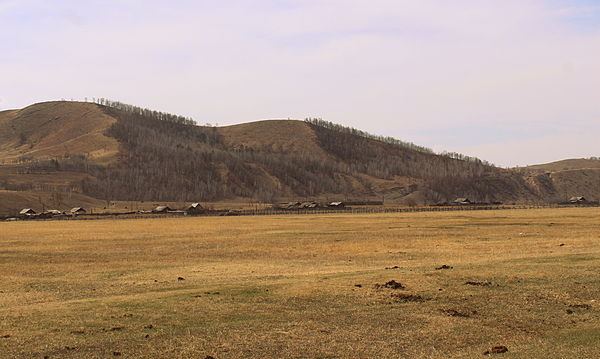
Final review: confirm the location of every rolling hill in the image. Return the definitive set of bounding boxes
[0,101,118,164]
[0,100,598,215]
[525,158,600,172]
[519,158,600,203]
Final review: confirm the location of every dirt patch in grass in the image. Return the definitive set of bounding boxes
[374,280,406,290]
[391,293,426,303]
[465,281,493,287]
[483,345,509,355]
[435,265,453,270]
[441,309,474,318]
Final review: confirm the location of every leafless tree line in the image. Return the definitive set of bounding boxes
[7,101,539,203]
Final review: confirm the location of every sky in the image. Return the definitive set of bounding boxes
[0,0,599,167]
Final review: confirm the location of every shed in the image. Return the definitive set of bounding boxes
[279,201,301,209]
[19,208,36,215]
[452,198,471,205]
[186,203,205,214]
[70,207,87,215]
[328,201,345,208]
[300,201,319,209]
[569,196,587,204]
[153,205,172,213]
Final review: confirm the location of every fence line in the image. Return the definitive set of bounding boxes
[3,203,598,222]
[231,204,595,217]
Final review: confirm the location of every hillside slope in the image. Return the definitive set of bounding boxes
[523,168,600,202]
[526,158,600,172]
[0,101,118,164]
[0,101,598,211]
[218,120,331,159]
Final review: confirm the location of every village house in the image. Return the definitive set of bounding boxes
[452,198,471,205]
[328,201,345,208]
[569,196,587,204]
[70,207,87,215]
[300,201,320,209]
[38,209,64,219]
[276,201,301,210]
[19,208,36,216]
[153,205,172,213]
[185,203,205,214]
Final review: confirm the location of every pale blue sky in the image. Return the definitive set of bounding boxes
[1,0,599,166]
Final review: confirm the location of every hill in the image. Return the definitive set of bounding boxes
[525,158,600,172]
[0,101,118,164]
[517,158,600,203]
[0,101,598,214]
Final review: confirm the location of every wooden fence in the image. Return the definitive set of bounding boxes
[3,203,598,222]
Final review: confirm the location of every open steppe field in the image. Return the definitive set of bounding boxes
[1,208,599,358]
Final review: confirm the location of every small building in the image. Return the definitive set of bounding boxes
[39,209,63,218]
[153,205,172,213]
[452,198,471,205]
[70,207,87,215]
[19,208,36,216]
[277,201,301,209]
[300,201,320,209]
[569,196,587,204]
[186,203,205,214]
[328,201,345,208]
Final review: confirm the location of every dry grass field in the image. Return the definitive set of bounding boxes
[1,208,599,358]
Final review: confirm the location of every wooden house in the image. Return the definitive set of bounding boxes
[186,203,205,214]
[569,196,587,204]
[153,205,172,213]
[70,207,87,215]
[19,208,36,216]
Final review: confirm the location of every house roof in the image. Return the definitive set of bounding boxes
[70,207,86,213]
[301,202,319,208]
[154,205,171,212]
[19,208,35,214]
[279,201,301,209]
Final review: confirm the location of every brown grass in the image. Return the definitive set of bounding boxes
[218,120,331,158]
[0,208,599,358]
[0,101,118,164]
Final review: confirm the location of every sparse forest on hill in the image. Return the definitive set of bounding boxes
[83,101,528,203]
[87,105,368,202]
[1,100,598,206]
